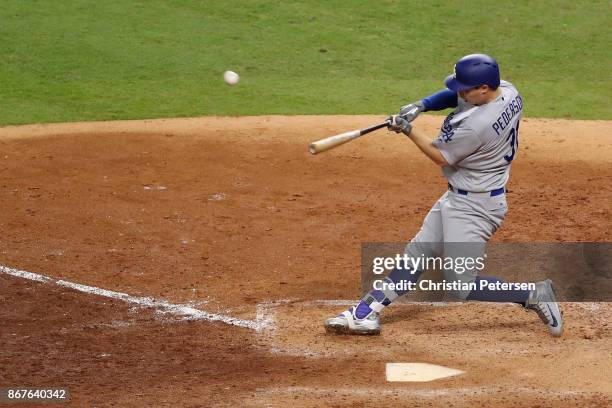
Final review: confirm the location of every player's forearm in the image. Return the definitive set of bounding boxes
[421,89,458,111]
[406,127,449,167]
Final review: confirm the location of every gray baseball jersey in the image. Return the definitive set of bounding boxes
[402,81,523,298]
[433,80,523,192]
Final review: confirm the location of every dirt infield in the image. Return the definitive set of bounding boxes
[0,115,611,407]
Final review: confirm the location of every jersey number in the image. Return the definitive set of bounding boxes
[504,121,520,162]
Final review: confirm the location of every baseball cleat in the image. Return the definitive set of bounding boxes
[526,279,563,337]
[324,306,380,335]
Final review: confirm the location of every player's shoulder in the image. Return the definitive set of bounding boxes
[498,80,520,101]
[499,79,518,92]
[465,80,521,131]
[449,80,521,138]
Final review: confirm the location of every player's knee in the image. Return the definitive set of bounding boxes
[404,240,442,261]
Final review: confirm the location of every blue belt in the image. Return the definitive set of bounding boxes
[448,183,505,197]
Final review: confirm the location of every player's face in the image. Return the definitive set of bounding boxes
[458,86,486,105]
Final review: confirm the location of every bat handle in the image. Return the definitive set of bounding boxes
[362,120,391,134]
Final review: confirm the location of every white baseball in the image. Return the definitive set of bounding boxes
[223,70,239,85]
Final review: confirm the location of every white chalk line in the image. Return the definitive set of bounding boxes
[0,265,501,340]
[256,299,466,309]
[256,385,588,399]
[253,299,466,334]
[0,265,268,331]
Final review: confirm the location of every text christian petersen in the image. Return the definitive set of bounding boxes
[371,254,536,291]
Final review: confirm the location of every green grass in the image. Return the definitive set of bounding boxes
[0,0,610,125]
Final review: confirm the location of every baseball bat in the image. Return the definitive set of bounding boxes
[309,120,390,155]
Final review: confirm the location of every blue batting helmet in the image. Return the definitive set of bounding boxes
[444,54,500,92]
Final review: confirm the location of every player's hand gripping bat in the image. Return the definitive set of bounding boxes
[308,119,392,155]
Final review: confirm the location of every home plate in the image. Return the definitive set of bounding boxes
[386,363,464,382]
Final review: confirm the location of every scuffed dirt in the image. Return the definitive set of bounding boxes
[0,115,610,407]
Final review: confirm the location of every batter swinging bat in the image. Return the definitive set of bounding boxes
[309,119,391,155]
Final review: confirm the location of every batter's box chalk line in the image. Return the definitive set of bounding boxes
[253,299,467,334]
[0,265,474,333]
[0,265,269,332]
[256,385,586,399]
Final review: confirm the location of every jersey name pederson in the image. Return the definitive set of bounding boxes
[492,95,523,136]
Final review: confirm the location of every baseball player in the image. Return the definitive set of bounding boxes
[324,54,564,337]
